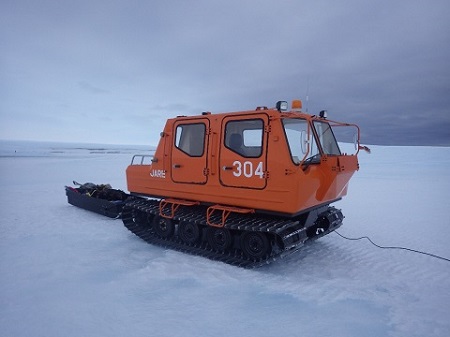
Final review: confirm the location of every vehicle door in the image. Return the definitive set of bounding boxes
[171,119,209,184]
[219,114,268,189]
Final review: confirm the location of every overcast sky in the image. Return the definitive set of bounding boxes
[1,0,449,146]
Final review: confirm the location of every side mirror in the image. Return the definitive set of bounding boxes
[300,130,311,154]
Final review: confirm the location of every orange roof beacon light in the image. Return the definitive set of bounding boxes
[122,99,369,267]
[291,99,302,111]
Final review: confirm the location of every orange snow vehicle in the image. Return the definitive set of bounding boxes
[122,100,367,267]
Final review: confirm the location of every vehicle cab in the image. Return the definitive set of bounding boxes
[126,100,364,217]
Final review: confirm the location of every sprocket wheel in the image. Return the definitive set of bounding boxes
[133,209,153,228]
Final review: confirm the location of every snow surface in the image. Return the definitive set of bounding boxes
[0,140,449,337]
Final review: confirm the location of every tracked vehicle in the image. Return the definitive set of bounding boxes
[122,100,367,267]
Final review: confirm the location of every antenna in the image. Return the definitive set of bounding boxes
[305,76,310,113]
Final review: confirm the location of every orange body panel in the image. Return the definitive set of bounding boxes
[126,108,359,217]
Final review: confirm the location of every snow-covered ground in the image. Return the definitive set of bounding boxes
[0,140,449,337]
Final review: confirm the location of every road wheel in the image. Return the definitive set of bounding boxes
[153,216,174,238]
[179,221,200,245]
[241,232,271,260]
[206,227,232,252]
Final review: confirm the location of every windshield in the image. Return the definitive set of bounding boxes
[282,118,341,165]
[282,119,320,164]
[313,121,341,155]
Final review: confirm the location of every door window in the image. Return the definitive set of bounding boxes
[175,123,205,157]
[220,116,268,189]
[224,119,263,157]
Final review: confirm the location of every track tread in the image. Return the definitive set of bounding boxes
[121,198,343,268]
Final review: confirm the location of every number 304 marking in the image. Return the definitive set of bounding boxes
[232,161,264,178]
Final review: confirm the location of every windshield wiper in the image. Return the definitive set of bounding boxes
[302,153,321,169]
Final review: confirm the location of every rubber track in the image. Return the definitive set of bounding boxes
[121,198,342,268]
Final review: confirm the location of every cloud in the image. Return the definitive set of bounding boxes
[1,0,449,146]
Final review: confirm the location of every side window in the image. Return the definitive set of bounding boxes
[175,123,205,157]
[225,119,263,157]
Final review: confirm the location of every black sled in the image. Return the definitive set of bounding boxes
[65,181,130,218]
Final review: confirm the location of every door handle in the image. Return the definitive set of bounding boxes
[173,164,182,168]
[222,166,233,171]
